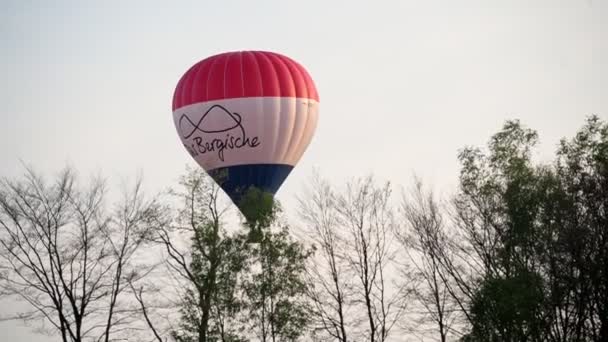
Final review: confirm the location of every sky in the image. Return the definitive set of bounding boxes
[1,0,607,340]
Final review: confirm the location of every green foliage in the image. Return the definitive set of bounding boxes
[169,168,251,342]
[173,226,250,342]
[172,170,311,342]
[244,225,312,341]
[468,271,546,341]
[456,115,608,342]
[455,120,549,341]
[241,196,312,342]
[238,186,278,242]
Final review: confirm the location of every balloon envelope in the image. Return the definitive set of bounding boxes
[172,51,319,220]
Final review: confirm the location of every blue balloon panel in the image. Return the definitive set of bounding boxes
[207,163,294,210]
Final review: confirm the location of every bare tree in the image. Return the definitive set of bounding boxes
[396,178,459,342]
[335,176,409,342]
[0,165,162,342]
[298,173,353,342]
[299,174,409,342]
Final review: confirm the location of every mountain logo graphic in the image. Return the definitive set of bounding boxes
[179,104,244,139]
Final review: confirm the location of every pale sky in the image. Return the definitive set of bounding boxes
[1,0,606,340]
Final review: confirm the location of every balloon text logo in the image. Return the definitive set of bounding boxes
[178,104,260,162]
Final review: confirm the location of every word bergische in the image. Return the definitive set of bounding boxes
[185,129,260,161]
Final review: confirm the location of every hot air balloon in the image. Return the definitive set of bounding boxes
[172,51,319,224]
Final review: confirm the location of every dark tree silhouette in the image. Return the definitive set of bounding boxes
[0,166,162,342]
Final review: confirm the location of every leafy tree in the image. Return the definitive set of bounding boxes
[146,178,312,342]
[134,167,249,342]
[551,115,608,342]
[451,116,607,342]
[240,187,312,342]
[454,120,549,341]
